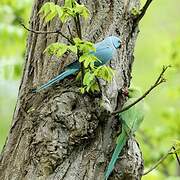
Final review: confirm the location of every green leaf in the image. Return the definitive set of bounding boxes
[73,38,96,53]
[131,7,140,16]
[39,2,53,15]
[56,5,63,18]
[95,66,114,82]
[64,0,76,8]
[60,7,74,22]
[73,37,82,44]
[79,54,97,68]
[68,45,77,54]
[44,43,68,58]
[74,2,90,19]
[45,10,57,22]
[80,87,85,94]
[83,71,95,86]
[39,2,57,22]
[89,81,99,93]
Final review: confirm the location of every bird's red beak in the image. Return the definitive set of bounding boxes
[121,87,129,97]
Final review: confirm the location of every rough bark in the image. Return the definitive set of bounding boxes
[0,0,143,179]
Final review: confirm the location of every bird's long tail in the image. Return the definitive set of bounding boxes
[33,68,78,93]
[104,128,127,180]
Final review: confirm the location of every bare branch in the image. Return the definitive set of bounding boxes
[19,21,74,44]
[73,0,85,84]
[67,25,73,41]
[112,65,171,115]
[134,0,154,24]
[172,146,180,167]
[143,145,180,176]
[143,147,173,176]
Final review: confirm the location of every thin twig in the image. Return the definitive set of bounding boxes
[139,130,170,175]
[73,0,85,85]
[172,146,180,167]
[128,0,154,43]
[67,25,73,41]
[95,77,102,94]
[112,65,171,115]
[134,0,154,25]
[143,146,174,176]
[19,21,73,44]
[76,15,82,39]
[74,17,80,37]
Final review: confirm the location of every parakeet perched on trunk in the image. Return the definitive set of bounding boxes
[33,36,121,93]
[104,88,146,180]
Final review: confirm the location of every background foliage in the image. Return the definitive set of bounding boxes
[0,0,179,179]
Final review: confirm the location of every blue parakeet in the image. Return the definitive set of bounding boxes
[104,88,146,180]
[33,36,121,92]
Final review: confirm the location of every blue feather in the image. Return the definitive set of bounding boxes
[33,68,78,92]
[33,36,121,92]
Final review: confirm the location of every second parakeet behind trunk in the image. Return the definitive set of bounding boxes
[104,88,146,180]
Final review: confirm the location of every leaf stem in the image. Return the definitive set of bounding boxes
[67,25,73,42]
[73,0,84,86]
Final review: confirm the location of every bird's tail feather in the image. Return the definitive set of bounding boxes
[104,128,127,180]
[33,68,78,93]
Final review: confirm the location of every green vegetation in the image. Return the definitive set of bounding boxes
[0,0,32,151]
[39,1,114,93]
[0,0,179,179]
[133,0,180,179]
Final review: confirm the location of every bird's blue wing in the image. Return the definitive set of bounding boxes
[64,60,80,69]
[92,46,114,66]
[66,46,114,68]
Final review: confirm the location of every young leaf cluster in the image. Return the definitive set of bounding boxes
[81,65,114,93]
[39,0,90,23]
[44,43,77,57]
[39,0,114,93]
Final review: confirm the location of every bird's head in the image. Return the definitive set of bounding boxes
[110,36,121,49]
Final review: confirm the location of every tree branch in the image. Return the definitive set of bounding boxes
[143,145,180,176]
[143,147,173,176]
[73,0,84,85]
[172,146,180,167]
[129,0,154,37]
[112,65,171,115]
[134,0,154,24]
[67,25,73,42]
[19,21,73,44]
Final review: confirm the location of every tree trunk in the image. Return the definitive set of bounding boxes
[0,0,143,179]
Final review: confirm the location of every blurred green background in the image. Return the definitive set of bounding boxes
[0,0,179,179]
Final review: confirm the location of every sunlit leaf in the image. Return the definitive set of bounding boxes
[80,87,85,94]
[64,0,75,8]
[44,43,68,58]
[83,71,94,86]
[68,45,77,54]
[74,2,90,19]
[73,38,96,53]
